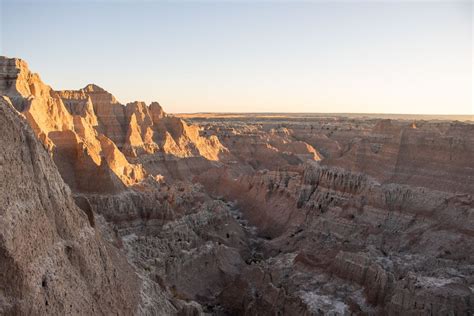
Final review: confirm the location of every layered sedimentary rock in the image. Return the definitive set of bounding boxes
[1,56,473,315]
[191,123,322,171]
[0,58,73,151]
[123,101,157,157]
[68,84,128,148]
[0,58,146,193]
[188,114,474,194]
[155,116,227,160]
[0,73,230,316]
[58,82,228,163]
[200,161,474,314]
[0,98,141,314]
[323,119,474,193]
[0,57,229,193]
[77,180,256,314]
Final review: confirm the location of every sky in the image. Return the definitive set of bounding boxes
[0,0,472,114]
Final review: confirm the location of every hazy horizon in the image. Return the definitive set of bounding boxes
[175,111,474,122]
[1,0,472,115]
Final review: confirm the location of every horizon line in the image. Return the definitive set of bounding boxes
[173,111,474,117]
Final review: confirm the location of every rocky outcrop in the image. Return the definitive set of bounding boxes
[0,58,73,138]
[188,114,474,194]
[0,56,229,193]
[58,82,228,163]
[76,84,128,148]
[199,161,474,314]
[323,119,474,193]
[149,101,165,124]
[81,180,253,314]
[0,97,141,314]
[0,57,146,193]
[2,57,473,315]
[199,167,306,237]
[180,114,472,314]
[123,101,157,157]
[154,116,228,161]
[200,124,321,170]
[55,90,98,127]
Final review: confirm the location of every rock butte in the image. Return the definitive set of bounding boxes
[0,56,473,315]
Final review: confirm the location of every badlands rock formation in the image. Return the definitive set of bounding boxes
[1,56,473,315]
[0,97,140,314]
[199,162,474,314]
[190,114,474,194]
[0,57,228,193]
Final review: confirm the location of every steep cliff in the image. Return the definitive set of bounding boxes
[199,162,474,314]
[0,56,229,193]
[322,119,474,193]
[2,56,472,315]
[58,82,228,163]
[0,57,146,193]
[0,97,141,314]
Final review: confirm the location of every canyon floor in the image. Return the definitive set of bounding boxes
[1,56,473,315]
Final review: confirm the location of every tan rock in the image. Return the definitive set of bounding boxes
[123,101,158,156]
[149,101,165,124]
[0,57,146,193]
[0,98,140,314]
[98,134,146,186]
[80,84,127,148]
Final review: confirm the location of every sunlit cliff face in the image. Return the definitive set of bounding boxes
[0,57,235,192]
[1,55,473,315]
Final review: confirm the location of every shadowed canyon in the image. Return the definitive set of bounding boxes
[0,56,473,315]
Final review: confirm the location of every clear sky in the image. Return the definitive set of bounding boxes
[1,0,472,114]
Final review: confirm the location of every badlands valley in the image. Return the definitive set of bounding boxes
[0,56,473,315]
